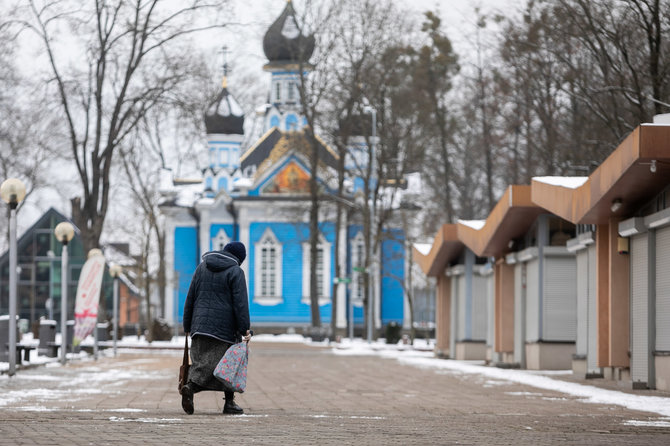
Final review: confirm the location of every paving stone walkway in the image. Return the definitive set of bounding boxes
[0,342,669,445]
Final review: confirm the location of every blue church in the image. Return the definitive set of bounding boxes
[160,1,407,334]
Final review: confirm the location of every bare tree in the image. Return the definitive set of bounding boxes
[0,17,60,249]
[20,0,229,252]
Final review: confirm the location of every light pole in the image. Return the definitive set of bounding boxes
[54,221,75,365]
[363,105,377,343]
[109,263,122,357]
[1,178,26,377]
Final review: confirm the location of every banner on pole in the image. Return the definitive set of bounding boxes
[73,251,106,346]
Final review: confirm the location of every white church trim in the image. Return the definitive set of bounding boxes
[212,228,230,252]
[254,228,283,306]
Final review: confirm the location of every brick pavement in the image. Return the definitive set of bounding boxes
[0,342,669,445]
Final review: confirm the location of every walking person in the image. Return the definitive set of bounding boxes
[181,241,252,415]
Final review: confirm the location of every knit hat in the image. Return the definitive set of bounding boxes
[223,241,246,265]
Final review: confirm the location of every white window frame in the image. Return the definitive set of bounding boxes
[212,229,230,252]
[275,81,282,102]
[351,231,365,307]
[254,228,283,305]
[288,81,295,101]
[209,147,216,167]
[301,233,332,305]
[219,147,229,167]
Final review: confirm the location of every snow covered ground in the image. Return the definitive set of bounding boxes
[3,334,669,421]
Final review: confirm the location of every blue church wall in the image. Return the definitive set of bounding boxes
[174,226,198,323]
[381,229,405,325]
[249,221,335,324]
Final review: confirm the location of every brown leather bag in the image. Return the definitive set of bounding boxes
[178,335,190,394]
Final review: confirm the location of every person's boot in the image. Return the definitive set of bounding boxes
[181,384,194,415]
[223,392,243,415]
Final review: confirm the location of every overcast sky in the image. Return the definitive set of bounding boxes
[10,0,519,247]
[209,0,517,79]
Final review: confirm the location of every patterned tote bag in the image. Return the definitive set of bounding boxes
[213,342,248,393]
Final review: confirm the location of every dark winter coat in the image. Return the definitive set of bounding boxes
[183,250,250,344]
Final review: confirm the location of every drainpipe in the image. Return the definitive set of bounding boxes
[226,200,239,240]
[188,206,201,263]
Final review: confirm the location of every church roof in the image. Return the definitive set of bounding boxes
[204,86,245,135]
[263,0,315,65]
[240,127,338,173]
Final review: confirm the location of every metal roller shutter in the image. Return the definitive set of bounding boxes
[514,263,525,364]
[471,276,488,341]
[487,275,495,348]
[656,227,670,351]
[526,259,539,342]
[457,275,466,341]
[587,245,599,373]
[575,250,588,356]
[543,256,577,341]
[631,234,649,384]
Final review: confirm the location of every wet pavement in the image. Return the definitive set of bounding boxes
[0,342,669,445]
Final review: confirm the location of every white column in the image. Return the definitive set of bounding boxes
[60,244,69,365]
[238,205,251,295]
[336,215,348,329]
[7,207,17,375]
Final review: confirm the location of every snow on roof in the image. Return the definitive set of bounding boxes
[405,172,424,194]
[233,177,253,188]
[102,244,136,268]
[533,176,588,189]
[414,243,432,255]
[175,182,205,207]
[458,219,485,230]
[159,168,174,193]
[119,272,141,296]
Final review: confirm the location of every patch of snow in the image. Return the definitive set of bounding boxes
[533,176,588,189]
[306,414,385,420]
[623,419,670,427]
[414,243,432,256]
[458,219,485,230]
[252,334,311,343]
[505,392,544,396]
[330,342,670,418]
[109,417,183,423]
[233,177,253,188]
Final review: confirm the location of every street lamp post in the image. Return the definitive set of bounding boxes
[1,178,26,376]
[54,221,75,365]
[109,264,122,357]
[363,105,377,343]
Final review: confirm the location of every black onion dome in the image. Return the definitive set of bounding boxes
[338,113,372,137]
[204,87,245,135]
[263,1,315,64]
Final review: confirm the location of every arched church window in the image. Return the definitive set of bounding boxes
[212,228,230,252]
[301,233,332,305]
[270,115,280,129]
[254,228,283,305]
[286,114,298,131]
